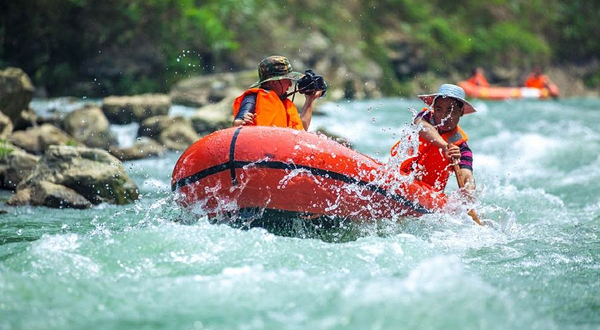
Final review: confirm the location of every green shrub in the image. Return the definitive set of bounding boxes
[1,0,596,96]
[471,22,551,67]
[0,140,14,160]
[584,69,600,89]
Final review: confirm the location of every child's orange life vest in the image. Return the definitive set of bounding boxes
[391,119,469,192]
[233,88,304,130]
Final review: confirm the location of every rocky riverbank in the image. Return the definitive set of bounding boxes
[1,68,206,209]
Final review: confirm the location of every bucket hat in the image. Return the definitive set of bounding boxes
[250,56,304,88]
[418,84,477,114]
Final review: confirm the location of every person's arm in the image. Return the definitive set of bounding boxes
[414,117,461,159]
[460,168,476,191]
[232,94,257,126]
[458,142,476,194]
[298,91,322,130]
[541,75,552,89]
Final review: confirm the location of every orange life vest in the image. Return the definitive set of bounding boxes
[467,72,490,87]
[233,88,304,130]
[524,74,549,89]
[391,116,469,192]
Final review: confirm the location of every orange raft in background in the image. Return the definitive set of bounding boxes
[458,81,560,100]
[171,126,447,221]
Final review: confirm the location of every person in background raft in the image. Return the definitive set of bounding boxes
[466,67,490,87]
[391,84,476,195]
[524,66,550,89]
[232,55,323,130]
[524,66,559,97]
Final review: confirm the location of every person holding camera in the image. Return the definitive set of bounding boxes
[232,55,325,131]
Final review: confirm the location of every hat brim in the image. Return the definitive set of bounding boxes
[250,71,304,88]
[418,94,477,114]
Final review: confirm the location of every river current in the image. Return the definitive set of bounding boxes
[1,97,599,330]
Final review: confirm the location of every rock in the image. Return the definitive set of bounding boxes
[8,124,79,154]
[159,122,200,151]
[0,141,24,164]
[3,151,40,190]
[102,94,171,124]
[0,67,35,128]
[0,112,13,139]
[138,116,189,139]
[546,64,599,97]
[16,108,38,131]
[138,115,200,151]
[15,145,138,206]
[0,164,6,190]
[7,181,91,209]
[109,138,166,161]
[0,142,26,190]
[29,181,92,209]
[62,104,117,149]
[7,187,31,206]
[190,93,237,134]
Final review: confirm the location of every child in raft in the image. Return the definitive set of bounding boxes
[232,55,323,130]
[391,84,477,196]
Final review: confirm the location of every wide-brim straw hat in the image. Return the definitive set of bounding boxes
[418,84,477,114]
[250,55,304,88]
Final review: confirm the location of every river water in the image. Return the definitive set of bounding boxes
[1,97,599,330]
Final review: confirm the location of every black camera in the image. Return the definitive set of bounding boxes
[297,70,327,97]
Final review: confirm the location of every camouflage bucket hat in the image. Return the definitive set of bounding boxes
[250,55,304,88]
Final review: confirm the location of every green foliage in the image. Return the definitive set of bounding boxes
[0,140,14,160]
[551,0,600,61]
[65,140,78,147]
[471,22,551,67]
[584,69,600,89]
[414,18,473,72]
[0,0,597,96]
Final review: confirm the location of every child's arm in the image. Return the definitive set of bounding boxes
[414,117,460,159]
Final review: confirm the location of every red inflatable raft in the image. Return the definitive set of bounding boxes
[171,126,447,222]
[458,81,559,100]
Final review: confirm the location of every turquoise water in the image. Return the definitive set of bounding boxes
[1,97,599,330]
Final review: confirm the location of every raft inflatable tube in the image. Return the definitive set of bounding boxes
[171,126,447,221]
[458,81,559,100]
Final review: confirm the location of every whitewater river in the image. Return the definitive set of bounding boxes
[1,97,599,330]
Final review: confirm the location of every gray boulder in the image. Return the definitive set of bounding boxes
[138,115,188,139]
[0,67,35,128]
[0,141,24,164]
[102,94,171,124]
[190,93,237,135]
[2,150,39,190]
[62,104,117,149]
[9,124,79,154]
[0,112,13,139]
[9,181,92,209]
[138,116,200,151]
[109,138,166,161]
[159,122,200,151]
[12,145,138,206]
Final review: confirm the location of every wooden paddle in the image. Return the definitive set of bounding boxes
[453,163,482,226]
